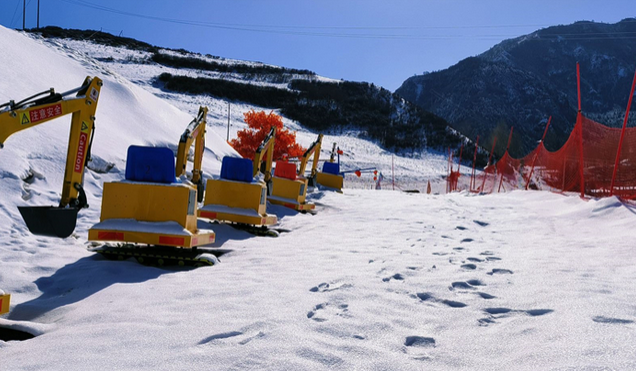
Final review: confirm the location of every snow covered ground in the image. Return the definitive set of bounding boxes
[1,26,636,370]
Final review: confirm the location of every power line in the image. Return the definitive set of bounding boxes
[9,0,21,28]
[57,0,636,32]
[53,0,636,41]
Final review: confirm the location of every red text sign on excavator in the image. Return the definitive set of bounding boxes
[29,103,62,124]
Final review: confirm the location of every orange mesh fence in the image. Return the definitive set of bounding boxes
[473,113,636,199]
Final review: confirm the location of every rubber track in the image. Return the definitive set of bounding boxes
[92,245,217,267]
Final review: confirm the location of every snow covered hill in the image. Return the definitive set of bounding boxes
[24,28,454,189]
[1,25,636,371]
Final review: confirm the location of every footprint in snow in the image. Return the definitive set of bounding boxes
[309,281,352,293]
[467,257,484,262]
[198,330,266,346]
[461,264,477,270]
[461,238,474,243]
[442,300,467,308]
[405,336,436,347]
[307,302,351,322]
[450,281,475,290]
[404,336,436,361]
[450,280,485,290]
[466,279,485,286]
[478,308,553,326]
[476,292,496,300]
[455,226,467,231]
[473,220,489,227]
[415,292,467,308]
[592,316,634,324]
[487,269,513,275]
[383,273,405,282]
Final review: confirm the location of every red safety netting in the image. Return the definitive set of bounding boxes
[472,113,636,199]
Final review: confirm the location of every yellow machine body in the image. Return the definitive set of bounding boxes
[199,179,277,226]
[0,293,10,315]
[314,141,344,193]
[89,182,214,248]
[268,133,322,211]
[269,176,314,211]
[199,127,277,227]
[315,171,344,193]
[88,108,217,266]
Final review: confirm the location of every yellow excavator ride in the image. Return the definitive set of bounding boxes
[0,290,10,316]
[199,127,278,236]
[315,142,344,193]
[0,76,102,238]
[176,106,207,202]
[88,107,217,267]
[268,134,322,212]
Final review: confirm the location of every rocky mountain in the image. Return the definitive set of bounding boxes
[396,19,636,158]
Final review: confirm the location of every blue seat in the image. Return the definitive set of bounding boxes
[125,145,177,184]
[322,162,340,175]
[220,156,254,183]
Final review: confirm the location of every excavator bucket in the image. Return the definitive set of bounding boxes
[17,206,78,238]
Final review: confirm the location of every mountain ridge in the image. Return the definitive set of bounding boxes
[396,18,636,158]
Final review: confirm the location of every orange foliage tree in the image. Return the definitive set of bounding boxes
[230,110,305,160]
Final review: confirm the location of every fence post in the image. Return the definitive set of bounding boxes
[498,127,514,193]
[577,114,585,197]
[456,144,464,191]
[446,147,453,193]
[480,137,497,193]
[562,158,566,192]
[470,136,479,192]
[525,116,551,190]
[576,63,585,198]
[609,65,636,197]
[392,154,395,191]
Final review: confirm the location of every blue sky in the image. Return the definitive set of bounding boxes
[1,0,634,91]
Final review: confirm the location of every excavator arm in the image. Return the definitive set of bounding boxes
[175,106,207,201]
[298,133,323,179]
[0,76,102,237]
[252,127,276,183]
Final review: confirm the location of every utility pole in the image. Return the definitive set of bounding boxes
[23,0,26,30]
[37,0,40,29]
[226,102,230,141]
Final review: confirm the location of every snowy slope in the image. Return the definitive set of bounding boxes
[1,26,636,371]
